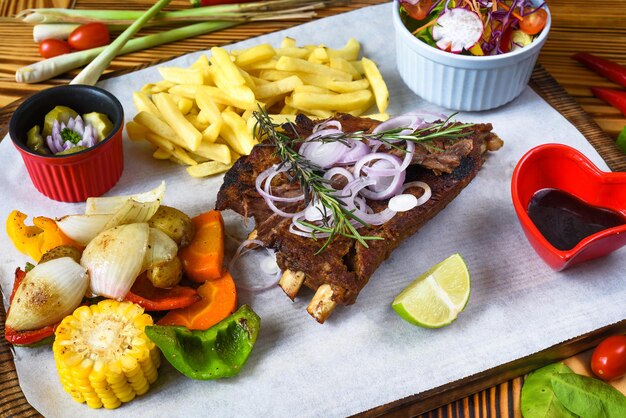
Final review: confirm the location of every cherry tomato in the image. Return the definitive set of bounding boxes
[68,23,110,51]
[520,8,548,36]
[591,335,626,381]
[38,39,71,58]
[401,0,433,21]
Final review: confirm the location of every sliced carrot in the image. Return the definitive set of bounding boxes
[179,210,224,283]
[157,271,237,330]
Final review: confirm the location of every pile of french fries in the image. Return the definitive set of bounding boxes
[126,37,390,177]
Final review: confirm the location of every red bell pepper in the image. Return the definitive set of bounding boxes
[4,268,56,346]
[590,87,626,117]
[124,274,201,311]
[572,52,626,89]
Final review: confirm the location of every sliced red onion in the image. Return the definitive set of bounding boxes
[402,181,432,207]
[313,120,342,133]
[304,200,332,222]
[228,239,281,292]
[372,114,424,136]
[323,167,354,183]
[299,139,350,168]
[342,178,397,225]
[404,109,448,122]
[305,128,343,141]
[336,140,371,165]
[352,153,406,200]
[255,165,305,203]
[74,116,85,136]
[388,194,418,212]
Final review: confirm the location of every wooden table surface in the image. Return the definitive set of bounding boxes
[0,1,625,417]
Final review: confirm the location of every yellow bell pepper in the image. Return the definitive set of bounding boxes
[6,210,77,262]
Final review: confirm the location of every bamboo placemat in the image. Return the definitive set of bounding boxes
[0,1,626,417]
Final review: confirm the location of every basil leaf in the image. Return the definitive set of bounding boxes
[521,363,577,418]
[551,373,626,418]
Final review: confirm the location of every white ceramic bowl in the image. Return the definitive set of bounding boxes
[393,1,551,111]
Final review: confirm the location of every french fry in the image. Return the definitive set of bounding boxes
[326,38,360,61]
[196,85,258,110]
[281,37,296,48]
[291,90,373,112]
[144,132,174,152]
[275,47,309,59]
[361,57,389,113]
[235,44,276,68]
[329,57,361,80]
[210,47,247,87]
[170,144,198,166]
[276,56,352,81]
[169,84,199,99]
[158,67,204,85]
[134,111,188,149]
[133,92,161,118]
[254,75,303,99]
[152,93,202,151]
[153,148,171,160]
[186,161,233,177]
[202,118,222,143]
[125,121,147,141]
[193,142,231,164]
[185,113,209,131]
[221,110,256,155]
[176,96,194,115]
[151,80,176,93]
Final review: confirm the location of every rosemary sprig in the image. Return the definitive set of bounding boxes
[252,109,475,252]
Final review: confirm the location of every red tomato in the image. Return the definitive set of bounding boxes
[38,39,71,58]
[68,23,110,51]
[591,335,626,381]
[401,0,433,21]
[520,8,548,35]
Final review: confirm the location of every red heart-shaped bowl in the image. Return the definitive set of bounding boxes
[512,143,626,271]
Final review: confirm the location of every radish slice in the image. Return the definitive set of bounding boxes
[432,8,484,53]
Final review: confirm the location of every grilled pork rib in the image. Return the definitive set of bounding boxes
[216,114,502,322]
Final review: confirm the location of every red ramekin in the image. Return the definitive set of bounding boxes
[511,143,626,271]
[9,85,124,202]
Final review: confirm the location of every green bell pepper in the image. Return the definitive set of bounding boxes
[145,304,260,380]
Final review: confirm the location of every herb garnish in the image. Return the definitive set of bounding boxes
[60,127,82,144]
[252,108,474,252]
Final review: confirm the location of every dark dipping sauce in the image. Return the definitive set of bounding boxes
[527,188,626,251]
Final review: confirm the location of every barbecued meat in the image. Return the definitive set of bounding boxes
[216,114,502,322]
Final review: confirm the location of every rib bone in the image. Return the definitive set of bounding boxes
[279,269,305,300]
[307,284,336,324]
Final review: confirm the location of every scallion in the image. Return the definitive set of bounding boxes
[33,23,80,42]
[19,0,326,25]
[70,0,172,85]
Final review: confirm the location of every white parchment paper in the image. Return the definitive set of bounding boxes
[1,3,625,417]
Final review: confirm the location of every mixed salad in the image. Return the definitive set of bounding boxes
[399,0,548,55]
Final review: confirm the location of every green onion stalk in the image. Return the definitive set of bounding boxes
[71,0,173,85]
[18,0,327,25]
[16,21,236,84]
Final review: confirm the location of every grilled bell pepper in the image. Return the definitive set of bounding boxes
[4,268,56,346]
[145,305,260,380]
[124,273,200,311]
[6,210,77,262]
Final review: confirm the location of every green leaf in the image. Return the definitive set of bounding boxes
[551,373,626,418]
[616,125,626,153]
[521,363,577,418]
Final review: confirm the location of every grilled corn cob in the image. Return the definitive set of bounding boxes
[53,300,160,409]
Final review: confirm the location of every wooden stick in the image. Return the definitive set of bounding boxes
[279,269,305,300]
[307,284,336,324]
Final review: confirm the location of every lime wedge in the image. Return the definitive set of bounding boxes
[392,253,470,328]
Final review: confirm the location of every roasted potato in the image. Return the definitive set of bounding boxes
[148,206,195,247]
[39,245,82,264]
[146,257,183,289]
